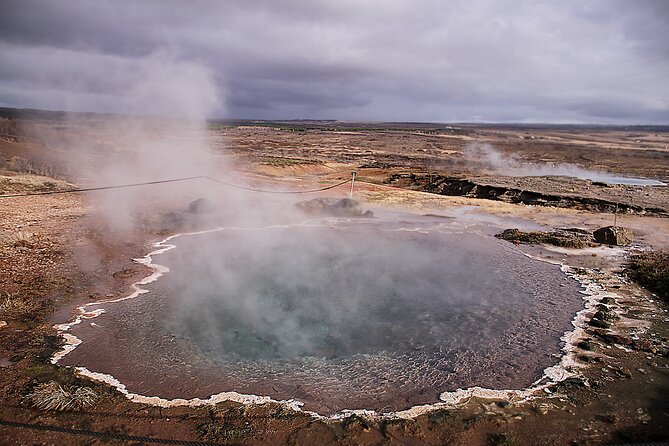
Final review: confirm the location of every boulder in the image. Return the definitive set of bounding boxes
[593,226,634,246]
[330,198,363,216]
[295,198,373,218]
[187,197,217,214]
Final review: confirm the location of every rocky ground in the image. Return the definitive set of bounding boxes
[0,117,668,445]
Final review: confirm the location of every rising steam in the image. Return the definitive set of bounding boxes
[463,142,663,185]
[26,53,594,414]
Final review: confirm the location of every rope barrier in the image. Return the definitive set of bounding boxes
[0,419,226,445]
[0,175,352,199]
[0,176,205,198]
[0,173,359,442]
[204,175,351,194]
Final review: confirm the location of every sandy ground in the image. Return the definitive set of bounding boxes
[0,120,668,445]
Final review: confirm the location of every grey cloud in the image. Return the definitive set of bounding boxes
[1,0,667,123]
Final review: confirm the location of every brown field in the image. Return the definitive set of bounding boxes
[0,114,668,445]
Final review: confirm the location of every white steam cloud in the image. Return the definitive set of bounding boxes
[463,142,664,185]
[58,52,225,232]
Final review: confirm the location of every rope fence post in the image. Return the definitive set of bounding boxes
[614,202,618,227]
[349,171,356,199]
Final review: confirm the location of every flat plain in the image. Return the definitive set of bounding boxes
[1,113,668,445]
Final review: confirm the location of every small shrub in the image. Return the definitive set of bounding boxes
[26,382,98,411]
[10,230,34,248]
[0,293,39,320]
[628,251,669,302]
[34,180,56,191]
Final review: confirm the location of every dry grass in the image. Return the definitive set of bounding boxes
[360,187,531,218]
[0,173,73,195]
[0,292,39,320]
[9,230,34,248]
[195,406,254,441]
[495,228,595,249]
[257,156,319,166]
[196,420,252,441]
[628,251,669,302]
[25,382,98,411]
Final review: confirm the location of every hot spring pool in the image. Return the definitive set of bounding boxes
[60,215,584,414]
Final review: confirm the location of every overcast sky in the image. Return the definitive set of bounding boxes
[1,0,668,123]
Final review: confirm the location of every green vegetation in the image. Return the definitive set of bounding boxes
[627,251,669,302]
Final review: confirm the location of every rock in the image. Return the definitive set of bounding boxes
[427,409,453,424]
[495,228,594,248]
[112,268,135,280]
[600,296,614,304]
[595,413,617,424]
[592,309,618,322]
[332,198,363,216]
[577,339,594,351]
[633,339,658,354]
[552,377,589,392]
[188,197,217,214]
[593,226,634,245]
[611,366,632,378]
[588,318,610,329]
[0,321,7,329]
[296,198,373,218]
[591,330,633,346]
[636,408,652,423]
[159,211,185,230]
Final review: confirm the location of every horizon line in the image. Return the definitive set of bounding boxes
[1,106,668,128]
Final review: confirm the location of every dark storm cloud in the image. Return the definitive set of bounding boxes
[1,0,667,123]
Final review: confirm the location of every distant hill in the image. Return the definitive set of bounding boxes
[0,106,667,132]
[0,107,123,122]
